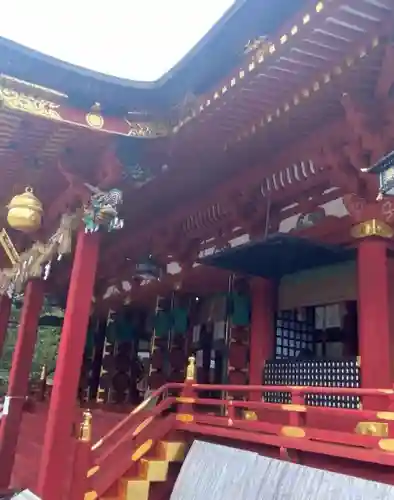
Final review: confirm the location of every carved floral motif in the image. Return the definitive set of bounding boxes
[0,86,61,120]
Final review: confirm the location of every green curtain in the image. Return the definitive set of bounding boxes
[172,307,189,335]
[154,310,171,337]
[230,292,251,327]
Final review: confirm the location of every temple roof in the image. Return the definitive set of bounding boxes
[0,0,392,305]
[0,0,307,114]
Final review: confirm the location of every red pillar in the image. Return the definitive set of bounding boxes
[0,280,44,488]
[0,295,12,358]
[357,238,391,392]
[249,278,275,400]
[38,230,99,500]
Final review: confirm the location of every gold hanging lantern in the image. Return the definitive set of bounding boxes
[7,187,43,233]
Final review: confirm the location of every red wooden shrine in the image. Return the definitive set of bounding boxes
[0,1,394,499]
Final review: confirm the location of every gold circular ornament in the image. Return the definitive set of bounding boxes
[7,187,43,233]
[86,112,104,129]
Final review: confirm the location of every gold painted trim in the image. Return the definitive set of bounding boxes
[0,84,169,138]
[132,439,153,461]
[281,426,306,438]
[176,397,195,404]
[378,438,394,452]
[176,414,194,423]
[243,410,258,421]
[84,491,98,500]
[173,0,327,133]
[351,219,393,239]
[132,417,154,437]
[131,395,154,415]
[281,404,307,413]
[86,112,104,129]
[86,465,99,478]
[377,412,394,421]
[175,34,379,146]
[91,438,103,451]
[355,421,388,437]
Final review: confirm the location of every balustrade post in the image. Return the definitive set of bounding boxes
[288,389,306,428]
[226,399,236,426]
[69,410,93,500]
[177,356,196,419]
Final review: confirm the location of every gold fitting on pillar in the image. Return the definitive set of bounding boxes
[79,410,93,442]
[186,356,196,381]
[351,219,393,239]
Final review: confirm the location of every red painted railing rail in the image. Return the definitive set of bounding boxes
[85,382,394,498]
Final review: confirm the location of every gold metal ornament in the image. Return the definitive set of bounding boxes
[186,356,196,381]
[79,410,93,442]
[7,187,43,233]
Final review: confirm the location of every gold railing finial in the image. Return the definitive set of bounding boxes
[79,410,93,442]
[186,356,196,381]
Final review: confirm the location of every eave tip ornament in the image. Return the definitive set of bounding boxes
[7,187,43,233]
[83,184,124,233]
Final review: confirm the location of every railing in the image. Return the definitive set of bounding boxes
[67,378,394,500]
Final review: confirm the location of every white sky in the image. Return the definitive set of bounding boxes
[0,0,235,82]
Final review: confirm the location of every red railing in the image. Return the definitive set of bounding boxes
[69,382,394,499]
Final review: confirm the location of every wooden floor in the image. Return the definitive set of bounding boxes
[10,403,124,492]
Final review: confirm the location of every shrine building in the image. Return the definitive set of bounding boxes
[0,1,394,499]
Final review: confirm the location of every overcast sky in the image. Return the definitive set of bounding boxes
[0,0,235,81]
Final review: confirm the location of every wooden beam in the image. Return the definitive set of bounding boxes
[102,119,350,273]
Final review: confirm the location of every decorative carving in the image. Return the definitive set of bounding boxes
[343,194,394,226]
[341,93,390,165]
[0,212,80,296]
[342,194,367,222]
[295,208,325,229]
[0,86,61,120]
[351,219,393,239]
[244,36,270,61]
[83,184,124,233]
[125,119,167,138]
[0,84,168,138]
[0,229,19,265]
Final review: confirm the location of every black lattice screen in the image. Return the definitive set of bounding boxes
[275,308,315,359]
[263,359,360,409]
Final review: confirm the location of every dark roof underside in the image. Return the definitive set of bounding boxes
[0,0,307,115]
[199,234,355,279]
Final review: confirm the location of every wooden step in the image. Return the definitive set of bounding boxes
[112,440,187,500]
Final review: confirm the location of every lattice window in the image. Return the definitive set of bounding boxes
[275,308,315,359]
